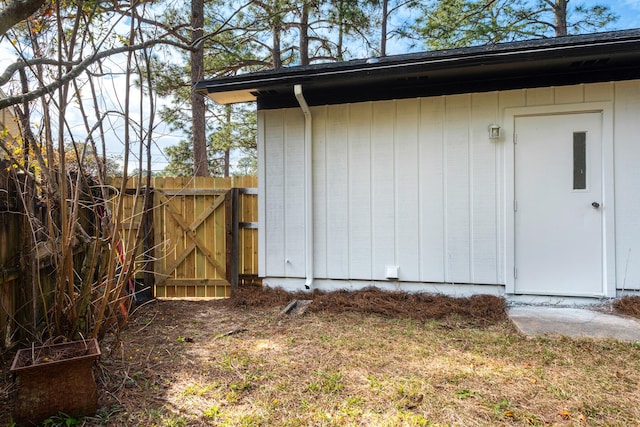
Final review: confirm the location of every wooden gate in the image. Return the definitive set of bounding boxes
[154,186,231,298]
[112,176,258,298]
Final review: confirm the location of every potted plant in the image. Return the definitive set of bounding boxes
[10,338,101,426]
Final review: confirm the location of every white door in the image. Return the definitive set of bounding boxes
[514,113,603,296]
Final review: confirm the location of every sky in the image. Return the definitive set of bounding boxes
[1,0,640,175]
[609,0,640,29]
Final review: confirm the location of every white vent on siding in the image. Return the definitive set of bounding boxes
[385,265,399,280]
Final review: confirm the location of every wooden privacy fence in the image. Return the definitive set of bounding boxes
[112,176,259,299]
[0,161,21,348]
[0,160,59,348]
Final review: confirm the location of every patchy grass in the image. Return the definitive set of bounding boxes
[2,288,640,426]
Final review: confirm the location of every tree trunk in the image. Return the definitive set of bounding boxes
[337,0,344,61]
[380,0,388,56]
[553,0,568,36]
[224,105,231,177]
[224,148,230,177]
[299,2,310,65]
[191,0,209,176]
[272,23,282,69]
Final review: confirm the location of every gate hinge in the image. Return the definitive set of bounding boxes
[513,200,517,212]
[514,267,518,279]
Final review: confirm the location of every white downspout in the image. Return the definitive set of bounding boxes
[294,84,314,290]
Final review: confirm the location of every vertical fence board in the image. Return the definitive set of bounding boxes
[184,192,196,292]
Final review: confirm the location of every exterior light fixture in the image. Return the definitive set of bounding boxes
[488,124,501,140]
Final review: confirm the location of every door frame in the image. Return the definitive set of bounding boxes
[504,102,616,297]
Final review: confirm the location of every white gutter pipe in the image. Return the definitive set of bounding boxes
[294,84,314,290]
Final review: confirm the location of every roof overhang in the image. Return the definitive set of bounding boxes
[196,29,640,109]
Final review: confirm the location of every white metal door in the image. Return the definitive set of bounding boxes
[514,113,603,296]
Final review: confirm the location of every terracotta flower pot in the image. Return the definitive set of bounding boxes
[10,338,101,426]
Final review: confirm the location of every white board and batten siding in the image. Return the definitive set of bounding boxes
[258,80,640,296]
[614,81,640,293]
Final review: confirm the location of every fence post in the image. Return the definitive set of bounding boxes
[142,185,155,299]
[225,188,239,295]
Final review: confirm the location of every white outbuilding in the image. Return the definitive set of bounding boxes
[197,29,640,303]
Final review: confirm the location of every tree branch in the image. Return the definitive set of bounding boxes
[0,0,46,37]
[0,58,81,87]
[0,38,191,110]
[111,7,191,45]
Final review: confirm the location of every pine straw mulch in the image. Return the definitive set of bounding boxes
[230,286,508,326]
[613,295,640,318]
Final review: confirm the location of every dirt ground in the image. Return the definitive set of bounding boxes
[2,289,640,426]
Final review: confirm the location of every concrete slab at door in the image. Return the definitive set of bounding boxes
[514,113,603,296]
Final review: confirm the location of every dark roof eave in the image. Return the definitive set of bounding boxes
[196,29,640,107]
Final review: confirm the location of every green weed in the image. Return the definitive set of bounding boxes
[307,369,344,394]
[203,405,221,419]
[42,412,81,426]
